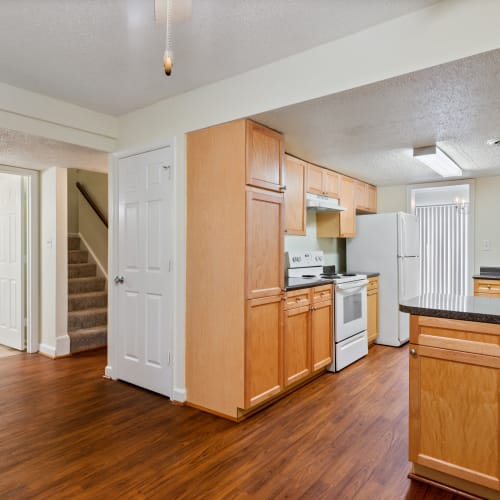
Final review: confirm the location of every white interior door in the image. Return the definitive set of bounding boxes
[115,147,173,396]
[0,173,24,350]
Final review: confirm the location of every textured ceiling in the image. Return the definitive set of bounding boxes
[0,0,438,115]
[252,49,500,186]
[0,129,108,172]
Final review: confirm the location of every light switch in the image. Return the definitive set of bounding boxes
[482,239,491,251]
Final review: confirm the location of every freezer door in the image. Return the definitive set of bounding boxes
[398,256,420,300]
[398,213,420,257]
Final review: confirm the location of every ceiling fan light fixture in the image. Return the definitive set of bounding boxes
[413,145,462,178]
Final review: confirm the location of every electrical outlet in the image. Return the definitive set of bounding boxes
[483,239,491,251]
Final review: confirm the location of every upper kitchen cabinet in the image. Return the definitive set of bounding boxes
[316,175,356,238]
[284,155,306,235]
[355,180,377,213]
[306,164,340,198]
[246,120,285,193]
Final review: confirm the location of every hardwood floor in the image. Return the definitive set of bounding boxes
[0,345,463,499]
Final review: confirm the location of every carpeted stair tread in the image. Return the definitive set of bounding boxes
[68,262,97,278]
[69,326,107,353]
[68,307,107,331]
[68,250,89,264]
[68,276,106,294]
[68,291,107,311]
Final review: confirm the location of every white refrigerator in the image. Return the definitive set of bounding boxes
[346,212,420,346]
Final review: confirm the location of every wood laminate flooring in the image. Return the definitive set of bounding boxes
[0,345,462,499]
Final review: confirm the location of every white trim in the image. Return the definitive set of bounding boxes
[56,334,70,356]
[0,165,39,353]
[108,140,175,396]
[78,232,108,279]
[172,387,187,403]
[39,343,56,358]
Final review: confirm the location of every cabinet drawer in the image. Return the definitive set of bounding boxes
[312,285,332,304]
[410,315,500,357]
[474,278,500,296]
[284,289,310,309]
[367,277,379,291]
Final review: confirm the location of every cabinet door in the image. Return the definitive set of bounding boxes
[367,289,378,345]
[474,279,500,298]
[283,304,311,386]
[367,184,377,213]
[311,299,333,371]
[245,296,282,408]
[246,188,284,299]
[354,180,368,210]
[306,164,324,195]
[246,120,284,192]
[324,170,340,198]
[409,344,500,490]
[339,176,356,237]
[284,155,306,235]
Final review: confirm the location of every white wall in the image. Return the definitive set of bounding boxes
[377,176,500,273]
[115,0,500,398]
[40,167,69,357]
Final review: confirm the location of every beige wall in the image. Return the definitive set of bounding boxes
[68,170,108,273]
[377,176,500,273]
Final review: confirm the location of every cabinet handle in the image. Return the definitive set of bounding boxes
[488,285,491,289]
[284,229,288,233]
[409,348,417,356]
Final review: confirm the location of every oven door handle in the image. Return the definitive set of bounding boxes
[335,280,369,291]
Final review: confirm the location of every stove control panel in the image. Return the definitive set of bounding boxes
[286,250,325,269]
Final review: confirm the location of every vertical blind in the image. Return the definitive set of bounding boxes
[416,204,469,296]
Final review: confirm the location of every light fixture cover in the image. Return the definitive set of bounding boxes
[413,145,462,177]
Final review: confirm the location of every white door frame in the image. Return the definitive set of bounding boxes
[105,140,176,398]
[0,165,39,353]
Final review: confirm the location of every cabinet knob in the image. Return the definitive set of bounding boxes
[409,348,417,356]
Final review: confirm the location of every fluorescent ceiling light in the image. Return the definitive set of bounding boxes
[413,145,462,178]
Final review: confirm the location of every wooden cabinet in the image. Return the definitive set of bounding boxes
[306,164,339,198]
[284,155,306,235]
[355,180,377,213]
[316,175,356,238]
[246,296,283,407]
[283,285,333,386]
[409,315,500,495]
[186,119,285,420]
[311,295,333,371]
[246,120,284,192]
[474,278,500,298]
[367,276,379,346]
[246,188,284,299]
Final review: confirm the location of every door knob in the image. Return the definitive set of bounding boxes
[114,275,125,284]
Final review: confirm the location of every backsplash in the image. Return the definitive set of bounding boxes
[285,210,346,270]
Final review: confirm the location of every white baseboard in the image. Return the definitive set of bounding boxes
[79,232,108,279]
[39,343,56,358]
[173,387,187,403]
[56,334,70,356]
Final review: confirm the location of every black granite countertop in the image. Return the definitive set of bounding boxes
[472,266,500,280]
[399,294,500,325]
[284,277,334,291]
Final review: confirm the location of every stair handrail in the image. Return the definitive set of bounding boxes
[76,182,108,229]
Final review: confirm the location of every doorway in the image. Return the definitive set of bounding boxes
[0,166,39,353]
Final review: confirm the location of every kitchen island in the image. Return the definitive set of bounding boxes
[400,294,500,500]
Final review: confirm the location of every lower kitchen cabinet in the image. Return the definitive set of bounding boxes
[246,295,283,408]
[367,276,379,345]
[283,285,333,387]
[473,277,500,298]
[409,315,500,496]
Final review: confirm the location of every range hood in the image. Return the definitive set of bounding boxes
[306,193,346,212]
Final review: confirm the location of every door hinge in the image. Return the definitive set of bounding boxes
[163,165,172,180]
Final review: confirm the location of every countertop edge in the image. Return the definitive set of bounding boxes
[399,303,500,325]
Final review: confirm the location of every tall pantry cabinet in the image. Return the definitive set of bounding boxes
[186,119,285,420]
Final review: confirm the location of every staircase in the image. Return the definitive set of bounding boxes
[68,236,107,353]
